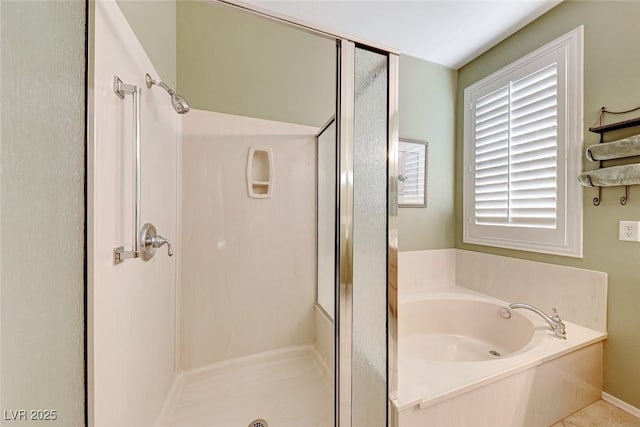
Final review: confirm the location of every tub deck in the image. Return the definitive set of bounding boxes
[394,286,607,411]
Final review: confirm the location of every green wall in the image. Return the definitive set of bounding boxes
[2,1,86,425]
[456,0,640,407]
[399,55,457,251]
[176,0,335,128]
[116,0,176,87]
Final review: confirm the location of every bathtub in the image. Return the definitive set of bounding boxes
[393,287,607,427]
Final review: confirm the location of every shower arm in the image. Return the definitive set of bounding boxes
[157,80,175,96]
[146,74,174,95]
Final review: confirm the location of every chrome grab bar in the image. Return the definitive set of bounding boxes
[113,76,142,265]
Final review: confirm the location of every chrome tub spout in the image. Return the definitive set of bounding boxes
[501,303,567,339]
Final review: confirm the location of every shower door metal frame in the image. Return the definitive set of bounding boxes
[336,39,400,427]
[336,39,355,427]
[388,53,400,417]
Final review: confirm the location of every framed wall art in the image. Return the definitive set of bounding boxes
[398,139,428,207]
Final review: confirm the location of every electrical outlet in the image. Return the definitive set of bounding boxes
[619,221,640,242]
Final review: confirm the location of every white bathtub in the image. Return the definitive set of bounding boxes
[401,298,536,362]
[393,287,607,427]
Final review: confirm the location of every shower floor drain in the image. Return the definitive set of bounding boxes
[489,350,501,357]
[249,419,268,427]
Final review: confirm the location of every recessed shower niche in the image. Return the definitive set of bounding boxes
[247,147,274,198]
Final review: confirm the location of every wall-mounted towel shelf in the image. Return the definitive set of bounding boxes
[583,106,640,206]
[588,116,640,134]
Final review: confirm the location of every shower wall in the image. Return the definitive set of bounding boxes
[89,1,178,425]
[180,109,318,370]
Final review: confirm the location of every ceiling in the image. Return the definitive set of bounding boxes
[242,0,563,69]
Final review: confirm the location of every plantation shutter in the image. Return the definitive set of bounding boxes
[398,144,424,203]
[473,63,558,229]
[474,86,510,225]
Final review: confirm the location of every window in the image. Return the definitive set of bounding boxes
[463,27,583,257]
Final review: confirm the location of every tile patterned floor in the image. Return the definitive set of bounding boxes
[551,400,640,427]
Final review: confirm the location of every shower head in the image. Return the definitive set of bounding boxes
[171,93,190,115]
[145,73,190,114]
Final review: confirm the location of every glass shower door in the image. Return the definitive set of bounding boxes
[352,46,389,427]
[337,40,399,427]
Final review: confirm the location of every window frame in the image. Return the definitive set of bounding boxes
[463,26,584,258]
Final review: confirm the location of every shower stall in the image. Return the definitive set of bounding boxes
[87,1,398,426]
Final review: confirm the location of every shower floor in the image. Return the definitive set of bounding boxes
[159,346,333,427]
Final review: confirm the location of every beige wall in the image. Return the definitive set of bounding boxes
[116,0,176,87]
[176,0,335,128]
[1,1,85,425]
[456,1,640,408]
[399,55,457,251]
[180,109,318,369]
[89,2,179,425]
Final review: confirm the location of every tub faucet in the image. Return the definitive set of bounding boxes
[502,303,567,339]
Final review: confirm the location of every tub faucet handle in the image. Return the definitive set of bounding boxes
[551,308,566,339]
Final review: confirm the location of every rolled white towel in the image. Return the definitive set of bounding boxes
[586,134,640,161]
[578,164,640,187]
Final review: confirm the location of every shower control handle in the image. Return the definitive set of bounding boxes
[150,235,174,257]
[140,223,174,261]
